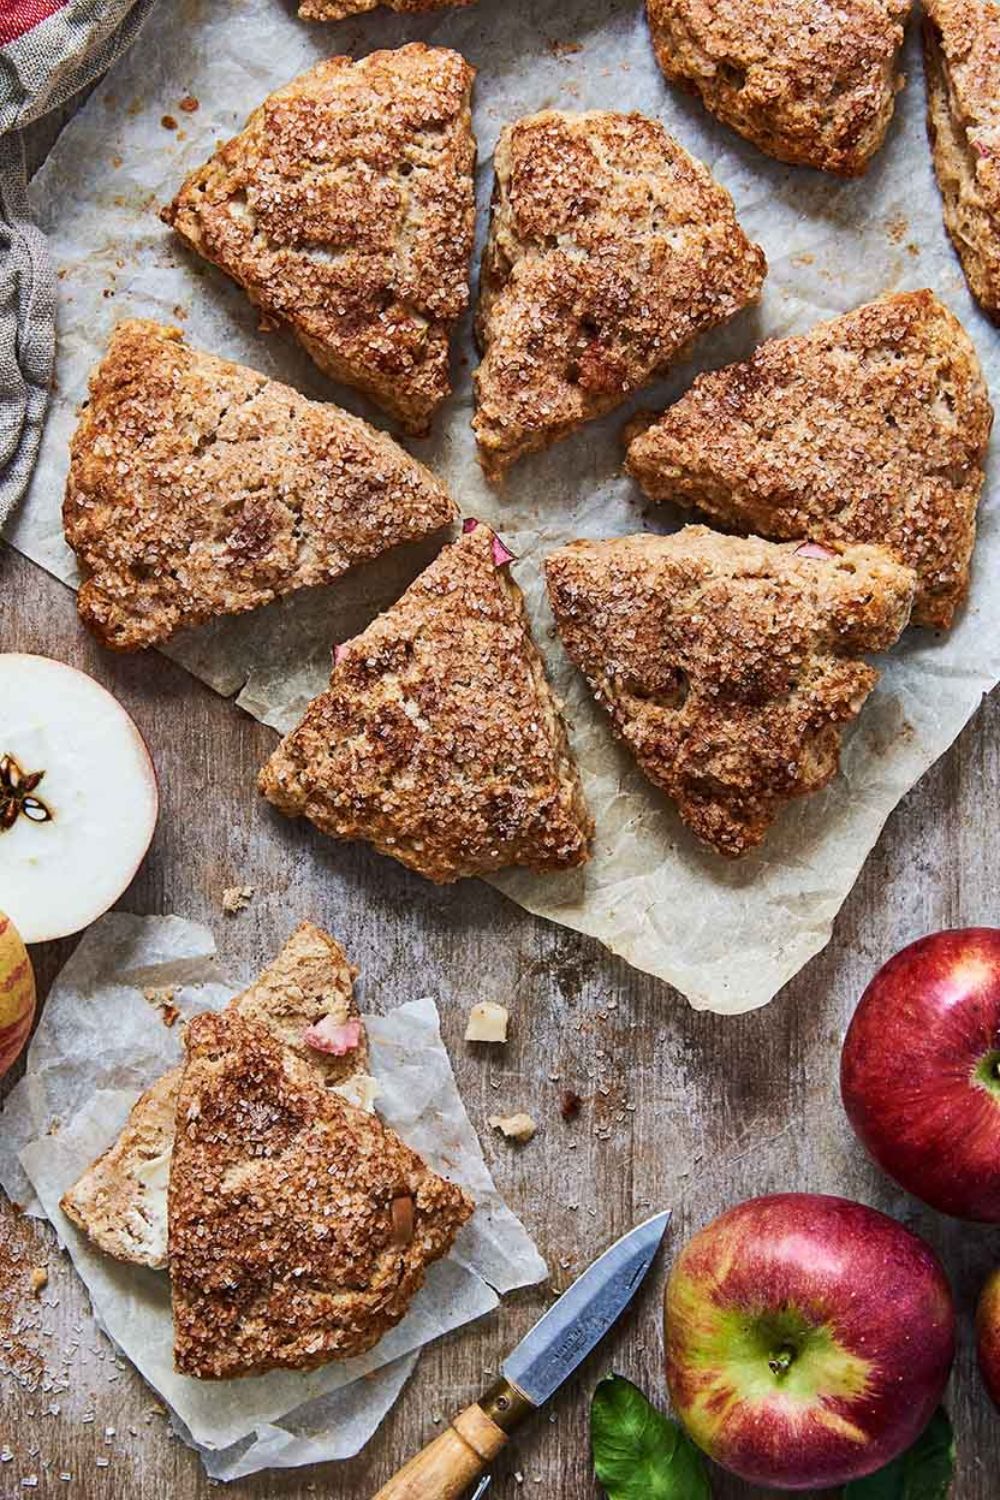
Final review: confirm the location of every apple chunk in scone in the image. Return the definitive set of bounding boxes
[545,528,916,858]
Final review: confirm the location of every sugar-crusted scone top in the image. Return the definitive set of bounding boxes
[162,45,476,434]
[546,529,916,859]
[473,109,766,478]
[647,0,912,175]
[626,292,994,629]
[259,523,593,883]
[59,923,372,1271]
[64,322,456,650]
[169,1009,473,1380]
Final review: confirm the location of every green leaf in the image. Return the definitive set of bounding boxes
[844,1409,956,1499]
[590,1373,711,1500]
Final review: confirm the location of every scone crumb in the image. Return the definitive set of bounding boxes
[489,1112,537,1144]
[29,1266,48,1297]
[465,1002,509,1044]
[221,884,254,915]
[143,986,180,1027]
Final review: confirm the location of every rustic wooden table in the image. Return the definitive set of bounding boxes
[2,89,999,1500]
[3,539,1000,1500]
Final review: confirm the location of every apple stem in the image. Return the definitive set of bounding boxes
[768,1346,795,1378]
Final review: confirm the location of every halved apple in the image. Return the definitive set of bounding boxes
[0,655,158,942]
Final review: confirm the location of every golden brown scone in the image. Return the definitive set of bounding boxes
[625,292,993,630]
[260,523,593,882]
[169,1009,473,1379]
[300,0,470,16]
[646,0,911,175]
[64,322,457,651]
[60,924,371,1270]
[545,528,916,858]
[162,46,476,434]
[472,110,766,480]
[924,0,1000,322]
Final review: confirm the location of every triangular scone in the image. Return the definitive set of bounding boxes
[64,322,457,651]
[259,523,593,882]
[545,528,916,858]
[301,0,471,17]
[162,45,476,435]
[472,110,766,480]
[60,924,372,1269]
[924,0,1000,323]
[169,1009,474,1379]
[626,292,993,630]
[647,0,911,176]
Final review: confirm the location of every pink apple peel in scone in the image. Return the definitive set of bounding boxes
[663,1193,955,1491]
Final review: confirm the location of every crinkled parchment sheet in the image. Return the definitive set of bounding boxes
[7,2,999,1013]
[0,914,546,1478]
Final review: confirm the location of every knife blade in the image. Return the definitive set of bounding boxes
[502,1208,671,1408]
[372,1210,671,1500]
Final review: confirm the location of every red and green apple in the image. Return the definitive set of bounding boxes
[0,910,34,1078]
[841,928,1000,1221]
[664,1193,955,1490]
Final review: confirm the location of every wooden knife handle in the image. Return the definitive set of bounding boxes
[372,1379,534,1500]
[371,1402,507,1500]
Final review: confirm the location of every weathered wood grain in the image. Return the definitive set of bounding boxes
[2,534,999,1500]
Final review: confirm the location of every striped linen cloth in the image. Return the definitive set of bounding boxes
[0,0,157,527]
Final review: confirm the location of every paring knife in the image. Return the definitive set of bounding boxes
[372,1209,671,1500]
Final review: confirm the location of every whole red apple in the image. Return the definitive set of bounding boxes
[978,1268,1000,1411]
[841,928,1000,1221]
[664,1194,955,1491]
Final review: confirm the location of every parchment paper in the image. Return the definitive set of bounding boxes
[0,914,546,1477]
[6,1,1000,1012]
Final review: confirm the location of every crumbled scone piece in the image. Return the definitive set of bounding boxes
[64,322,456,651]
[472,110,766,479]
[300,0,471,17]
[924,0,1000,322]
[169,1009,473,1378]
[29,1267,48,1297]
[221,885,255,915]
[546,528,916,858]
[162,46,476,435]
[647,0,911,175]
[489,1112,537,1143]
[259,523,593,883]
[60,924,367,1269]
[626,292,993,630]
[465,1002,509,1043]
